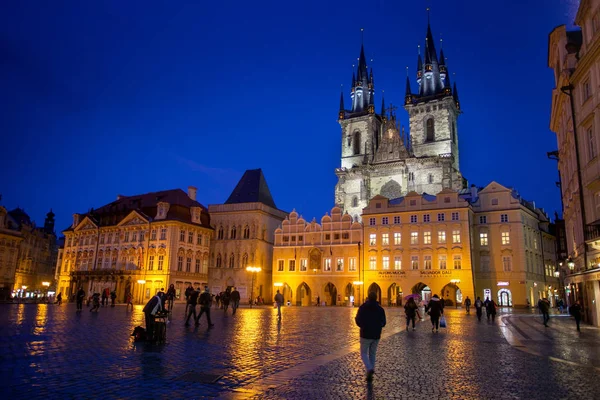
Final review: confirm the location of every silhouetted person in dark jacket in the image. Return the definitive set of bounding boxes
[185,287,200,326]
[355,292,386,382]
[230,287,240,314]
[425,294,444,332]
[569,300,583,332]
[76,288,85,311]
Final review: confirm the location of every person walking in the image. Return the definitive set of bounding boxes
[484,297,497,322]
[55,292,62,306]
[110,290,117,307]
[355,292,386,382]
[474,296,484,322]
[274,290,284,319]
[464,296,472,315]
[166,284,176,312]
[76,288,85,311]
[425,294,444,332]
[196,286,214,327]
[185,287,201,326]
[569,300,583,332]
[222,287,231,313]
[143,292,164,342]
[538,297,551,327]
[404,297,418,331]
[101,288,109,307]
[90,293,101,312]
[230,287,240,314]
[125,291,133,310]
[317,296,320,306]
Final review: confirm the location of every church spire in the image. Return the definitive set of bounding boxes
[453,82,460,110]
[405,76,413,105]
[349,32,374,114]
[339,87,345,120]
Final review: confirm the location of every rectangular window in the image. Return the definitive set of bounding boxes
[394,256,402,270]
[437,213,445,222]
[393,216,401,224]
[139,231,145,242]
[195,259,200,273]
[369,233,377,246]
[589,127,597,160]
[148,255,155,271]
[349,258,356,271]
[382,256,389,270]
[479,216,487,224]
[438,231,446,244]
[300,259,307,271]
[453,255,462,269]
[336,258,344,271]
[410,215,417,223]
[411,232,418,245]
[424,255,432,270]
[283,236,289,242]
[439,255,447,270]
[186,257,191,272]
[369,256,377,270]
[423,214,430,223]
[584,79,592,101]
[501,214,508,223]
[289,260,296,272]
[160,228,167,240]
[411,256,419,270]
[197,234,202,245]
[324,258,331,271]
[177,256,183,272]
[124,232,130,242]
[394,232,401,245]
[333,234,339,240]
[382,233,389,246]
[503,256,512,272]
[423,231,431,245]
[501,231,510,245]
[481,256,490,272]
[452,230,461,243]
[382,217,389,225]
[452,212,459,221]
[67,237,72,247]
[480,232,488,246]
[133,232,139,242]
[534,237,538,250]
[188,232,194,244]
[151,229,157,240]
[342,232,349,239]
[99,234,105,244]
[158,255,164,270]
[104,258,109,269]
[492,198,499,205]
[369,218,376,226]
[180,230,185,242]
[325,234,330,240]
[278,260,284,271]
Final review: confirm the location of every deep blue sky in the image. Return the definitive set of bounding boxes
[1,0,579,233]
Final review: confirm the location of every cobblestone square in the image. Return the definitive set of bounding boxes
[1,303,599,399]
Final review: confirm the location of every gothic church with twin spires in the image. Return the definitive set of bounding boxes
[335,21,465,221]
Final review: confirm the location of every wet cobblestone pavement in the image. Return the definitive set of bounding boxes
[1,303,599,399]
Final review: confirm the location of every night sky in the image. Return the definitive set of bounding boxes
[1,0,580,233]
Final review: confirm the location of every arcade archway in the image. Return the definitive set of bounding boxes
[296,282,311,306]
[324,282,337,306]
[441,282,462,306]
[411,282,431,304]
[367,283,382,303]
[388,283,403,306]
[345,283,355,306]
[498,289,512,307]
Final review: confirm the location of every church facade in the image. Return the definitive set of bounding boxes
[335,22,464,222]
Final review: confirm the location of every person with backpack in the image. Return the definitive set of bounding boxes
[274,290,284,319]
[143,292,164,341]
[474,297,484,321]
[185,287,201,327]
[538,297,551,327]
[404,297,418,331]
[464,296,472,315]
[484,297,497,322]
[196,286,214,327]
[425,294,444,332]
[355,291,386,382]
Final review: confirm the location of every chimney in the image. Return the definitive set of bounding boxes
[72,213,81,228]
[188,186,197,201]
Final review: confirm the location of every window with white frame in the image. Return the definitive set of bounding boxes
[99,234,105,244]
[188,231,194,244]
[438,230,446,244]
[503,256,512,271]
[289,260,296,271]
[479,216,487,224]
[349,258,356,271]
[197,234,202,245]
[139,231,144,242]
[423,214,430,223]
[501,231,510,245]
[589,127,597,160]
[278,260,284,271]
[424,255,432,270]
[393,216,401,224]
[300,259,307,271]
[480,256,490,272]
[177,256,183,271]
[382,233,389,246]
[411,232,418,245]
[437,213,445,222]
[411,256,419,270]
[394,232,401,245]
[424,231,431,244]
[158,255,164,270]
[410,215,417,223]
[148,255,155,270]
[369,218,376,226]
[382,256,389,270]
[453,255,462,269]
[439,255,447,270]
[336,258,344,271]
[501,214,508,223]
[160,228,167,240]
[480,232,488,246]
[124,232,130,242]
[195,259,200,273]
[452,212,459,221]
[382,217,389,225]
[324,258,331,271]
[452,230,461,243]
[186,257,191,272]
[180,230,185,242]
[394,256,401,270]
[369,256,377,270]
[369,233,377,246]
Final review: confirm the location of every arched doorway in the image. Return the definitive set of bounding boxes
[345,283,355,306]
[296,282,311,306]
[411,282,431,304]
[324,282,337,306]
[367,283,382,304]
[281,283,293,305]
[441,283,462,306]
[388,283,403,306]
[498,289,512,307]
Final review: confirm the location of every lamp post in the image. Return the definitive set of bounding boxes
[246,266,261,308]
[137,279,146,304]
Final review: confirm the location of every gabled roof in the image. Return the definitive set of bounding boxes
[225,169,277,209]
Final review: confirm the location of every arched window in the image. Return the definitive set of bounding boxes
[217,227,224,240]
[353,131,361,155]
[216,253,222,268]
[352,196,358,208]
[426,118,435,142]
[242,253,248,268]
[451,122,456,143]
[243,226,250,239]
[229,253,235,268]
[231,226,237,239]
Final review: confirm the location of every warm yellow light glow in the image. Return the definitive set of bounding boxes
[246,266,261,273]
[450,279,461,284]
[137,280,146,284]
[273,282,283,287]
[353,281,364,285]
[21,285,27,290]
[42,282,50,287]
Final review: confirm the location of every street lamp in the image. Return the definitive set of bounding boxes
[567,258,575,271]
[246,266,261,308]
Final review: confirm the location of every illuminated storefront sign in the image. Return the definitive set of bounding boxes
[497,281,509,286]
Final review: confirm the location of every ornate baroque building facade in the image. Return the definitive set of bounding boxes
[335,21,465,221]
[55,187,212,303]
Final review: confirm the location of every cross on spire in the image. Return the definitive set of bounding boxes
[386,103,398,116]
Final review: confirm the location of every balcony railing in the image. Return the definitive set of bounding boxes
[585,224,600,242]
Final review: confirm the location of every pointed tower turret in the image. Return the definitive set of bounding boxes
[405,76,413,105]
[339,87,345,120]
[439,46,447,82]
[453,82,460,110]
[349,40,374,114]
[416,46,423,86]
[380,91,386,119]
